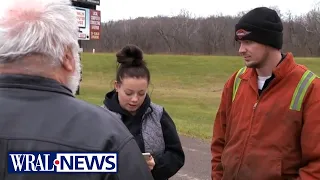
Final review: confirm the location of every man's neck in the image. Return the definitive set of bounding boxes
[256,52,282,77]
[0,57,67,85]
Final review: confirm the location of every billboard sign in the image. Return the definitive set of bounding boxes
[72,0,100,6]
[75,7,101,40]
[90,10,101,40]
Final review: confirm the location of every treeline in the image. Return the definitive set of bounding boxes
[82,7,320,57]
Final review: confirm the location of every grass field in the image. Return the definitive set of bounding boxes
[76,53,320,140]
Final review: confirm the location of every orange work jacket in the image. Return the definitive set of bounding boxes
[211,52,320,180]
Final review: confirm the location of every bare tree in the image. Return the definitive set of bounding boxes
[81,7,320,57]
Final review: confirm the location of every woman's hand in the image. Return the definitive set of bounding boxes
[145,155,155,170]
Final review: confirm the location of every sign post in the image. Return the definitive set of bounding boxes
[71,0,101,95]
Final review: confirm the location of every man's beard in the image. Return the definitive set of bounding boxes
[66,49,82,95]
[245,51,269,69]
[245,61,263,68]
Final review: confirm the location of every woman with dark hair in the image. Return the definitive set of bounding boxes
[102,44,185,180]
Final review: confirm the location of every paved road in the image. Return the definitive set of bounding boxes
[171,135,211,180]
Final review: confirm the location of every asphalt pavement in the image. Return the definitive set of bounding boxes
[171,135,211,180]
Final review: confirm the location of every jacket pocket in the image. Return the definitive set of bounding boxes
[236,156,282,180]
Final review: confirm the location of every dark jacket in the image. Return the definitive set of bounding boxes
[0,74,154,180]
[103,90,185,180]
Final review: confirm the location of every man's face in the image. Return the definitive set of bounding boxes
[238,40,269,68]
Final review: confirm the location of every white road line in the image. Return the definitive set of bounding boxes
[182,146,210,155]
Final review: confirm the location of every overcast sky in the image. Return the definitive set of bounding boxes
[97,0,319,22]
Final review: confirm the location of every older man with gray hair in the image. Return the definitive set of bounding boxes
[0,0,154,180]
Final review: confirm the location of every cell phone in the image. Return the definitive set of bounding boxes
[142,153,151,159]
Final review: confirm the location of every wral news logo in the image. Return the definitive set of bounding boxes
[7,152,118,173]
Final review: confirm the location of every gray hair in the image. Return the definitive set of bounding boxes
[0,0,79,65]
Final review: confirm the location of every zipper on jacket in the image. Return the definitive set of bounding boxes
[140,114,146,153]
[234,78,276,178]
[251,80,273,110]
[140,108,152,153]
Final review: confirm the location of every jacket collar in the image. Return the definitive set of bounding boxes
[240,52,297,81]
[0,73,74,97]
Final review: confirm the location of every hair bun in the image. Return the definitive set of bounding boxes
[116,44,145,66]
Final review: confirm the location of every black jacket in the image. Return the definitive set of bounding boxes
[0,74,154,180]
[103,90,185,180]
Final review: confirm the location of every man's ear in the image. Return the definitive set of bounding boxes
[61,47,74,72]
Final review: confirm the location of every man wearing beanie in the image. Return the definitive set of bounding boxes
[211,7,320,180]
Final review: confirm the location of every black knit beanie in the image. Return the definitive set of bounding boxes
[235,7,283,49]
